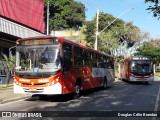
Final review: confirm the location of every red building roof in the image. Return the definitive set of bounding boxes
[0,0,45,33]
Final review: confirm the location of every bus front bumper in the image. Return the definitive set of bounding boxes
[129,76,154,82]
[14,83,62,95]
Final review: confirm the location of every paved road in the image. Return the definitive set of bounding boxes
[0,76,160,120]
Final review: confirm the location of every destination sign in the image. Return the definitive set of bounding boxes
[17,38,59,46]
[132,56,152,60]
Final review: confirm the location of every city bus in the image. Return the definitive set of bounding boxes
[119,56,154,84]
[14,36,115,98]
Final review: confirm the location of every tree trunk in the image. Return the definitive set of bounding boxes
[5,70,11,86]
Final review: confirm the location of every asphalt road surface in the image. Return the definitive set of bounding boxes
[0,76,160,120]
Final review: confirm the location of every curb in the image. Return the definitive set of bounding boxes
[0,95,31,104]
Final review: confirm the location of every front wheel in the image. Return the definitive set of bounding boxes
[73,84,81,99]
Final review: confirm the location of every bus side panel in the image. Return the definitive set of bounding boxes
[76,66,95,90]
[62,66,90,94]
[62,67,76,94]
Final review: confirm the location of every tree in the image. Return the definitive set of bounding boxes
[83,21,95,48]
[145,0,160,19]
[2,53,15,86]
[134,40,160,65]
[44,0,85,31]
[99,31,118,53]
[83,12,144,52]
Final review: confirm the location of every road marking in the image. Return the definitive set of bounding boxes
[152,78,160,120]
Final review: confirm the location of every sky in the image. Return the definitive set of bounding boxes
[77,0,160,38]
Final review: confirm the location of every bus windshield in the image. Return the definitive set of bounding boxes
[131,60,153,75]
[15,45,61,75]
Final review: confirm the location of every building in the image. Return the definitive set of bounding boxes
[0,0,45,84]
[0,0,45,57]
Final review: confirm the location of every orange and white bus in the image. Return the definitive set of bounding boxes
[14,36,115,98]
[119,56,154,84]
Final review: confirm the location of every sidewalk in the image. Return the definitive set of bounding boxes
[0,85,31,104]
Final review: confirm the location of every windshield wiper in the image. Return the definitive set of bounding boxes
[39,47,48,58]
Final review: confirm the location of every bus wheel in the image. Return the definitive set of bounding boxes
[102,78,107,90]
[73,84,81,99]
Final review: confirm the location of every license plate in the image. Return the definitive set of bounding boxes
[29,88,37,91]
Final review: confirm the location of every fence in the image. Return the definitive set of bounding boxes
[0,60,14,84]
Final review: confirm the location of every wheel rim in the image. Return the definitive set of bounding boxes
[75,85,80,94]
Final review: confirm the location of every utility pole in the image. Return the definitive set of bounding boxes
[94,8,99,50]
[47,1,50,35]
[94,7,133,50]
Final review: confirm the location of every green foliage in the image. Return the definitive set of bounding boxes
[83,12,144,52]
[145,0,160,19]
[134,40,160,65]
[99,31,118,53]
[83,21,95,48]
[44,0,85,31]
[2,53,15,71]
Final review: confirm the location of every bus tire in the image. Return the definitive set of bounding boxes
[102,77,107,90]
[73,83,81,99]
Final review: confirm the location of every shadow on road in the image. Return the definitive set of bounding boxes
[20,79,160,120]
[121,79,152,85]
[25,87,110,102]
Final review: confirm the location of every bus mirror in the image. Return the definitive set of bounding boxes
[9,46,16,58]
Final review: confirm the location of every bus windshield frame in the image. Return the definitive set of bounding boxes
[130,60,153,75]
[15,39,61,78]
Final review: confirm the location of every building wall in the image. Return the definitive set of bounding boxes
[0,0,44,33]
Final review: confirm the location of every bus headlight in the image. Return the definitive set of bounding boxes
[52,81,55,85]
[56,77,59,82]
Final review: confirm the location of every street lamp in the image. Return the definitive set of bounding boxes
[94,7,134,50]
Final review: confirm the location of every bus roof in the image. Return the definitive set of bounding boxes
[120,56,152,62]
[16,36,113,57]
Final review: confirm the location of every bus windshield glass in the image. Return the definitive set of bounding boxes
[131,60,153,74]
[15,45,61,75]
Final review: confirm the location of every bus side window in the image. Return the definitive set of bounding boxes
[62,43,72,74]
[83,50,92,67]
[74,47,84,66]
[97,55,103,67]
[92,53,97,67]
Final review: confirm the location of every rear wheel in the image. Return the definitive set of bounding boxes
[73,83,81,99]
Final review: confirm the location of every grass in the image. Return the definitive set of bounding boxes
[155,71,160,77]
[0,84,13,90]
[115,70,119,79]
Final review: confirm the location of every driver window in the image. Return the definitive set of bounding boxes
[62,43,72,74]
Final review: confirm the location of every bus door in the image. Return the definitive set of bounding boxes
[62,43,75,94]
[83,50,94,89]
[74,47,89,90]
